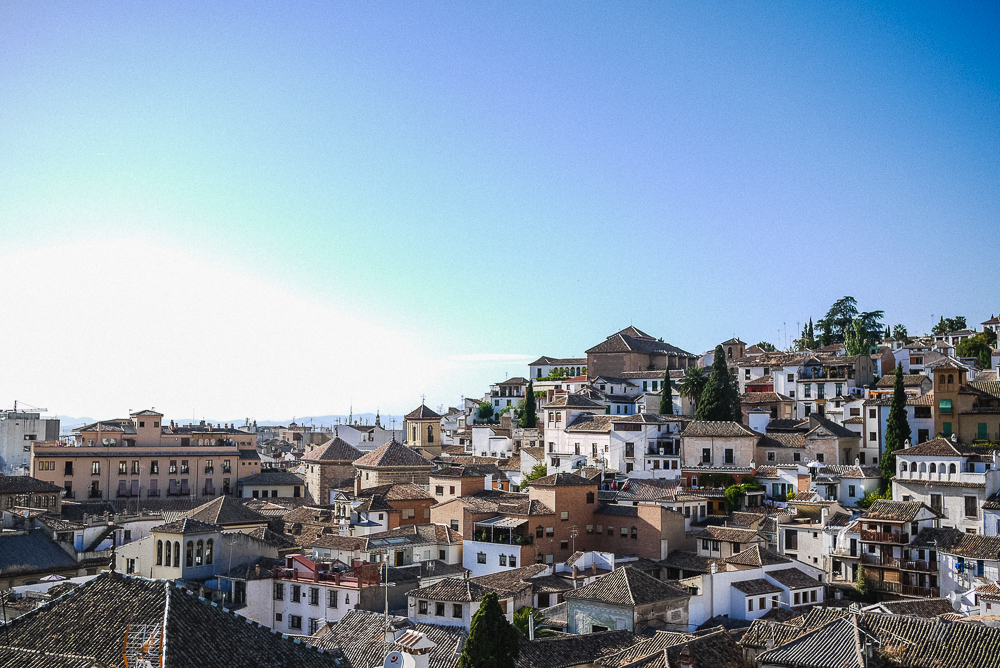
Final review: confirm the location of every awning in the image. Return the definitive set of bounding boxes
[474,516,528,528]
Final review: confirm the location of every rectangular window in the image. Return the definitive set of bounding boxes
[450,519,459,531]
[180,460,189,474]
[869,408,877,419]
[625,443,634,458]
[291,585,301,602]
[477,552,486,564]
[435,603,445,617]
[930,494,942,513]
[794,592,801,605]
[785,529,798,550]
[767,451,775,461]
[499,554,507,566]
[329,590,338,608]
[309,587,319,605]
[810,590,817,602]
[546,527,554,536]
[939,399,952,414]
[849,485,856,497]
[965,496,978,518]
[92,461,100,475]
[748,598,753,611]
[453,604,462,618]
[869,432,877,442]
[702,448,711,464]
[724,448,734,465]
[435,486,444,495]
[273,583,284,600]
[560,511,568,521]
[119,461,127,475]
[418,600,428,614]
[804,384,811,398]
[150,460,159,474]
[509,555,517,567]
[169,460,177,474]
[289,615,302,630]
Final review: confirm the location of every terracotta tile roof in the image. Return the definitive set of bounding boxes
[658,550,723,574]
[353,439,434,469]
[361,482,436,501]
[530,472,598,487]
[405,404,443,420]
[0,476,63,495]
[740,618,807,650]
[690,525,762,543]
[311,608,466,668]
[725,545,791,568]
[757,432,805,448]
[872,598,956,617]
[151,517,223,535]
[562,566,690,606]
[681,421,757,438]
[565,414,614,432]
[742,392,794,405]
[184,495,269,526]
[616,478,681,502]
[301,436,363,462]
[469,564,549,593]
[529,356,587,367]
[235,470,305,487]
[586,328,696,358]
[2,573,335,667]
[875,374,932,388]
[732,578,782,596]
[545,394,605,409]
[516,630,638,668]
[766,567,822,589]
[862,499,930,523]
[366,523,463,549]
[755,465,778,478]
[0,530,79,574]
[407,577,511,602]
[806,415,861,440]
[899,436,964,457]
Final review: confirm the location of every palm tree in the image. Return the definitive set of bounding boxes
[678,366,708,413]
[512,606,558,638]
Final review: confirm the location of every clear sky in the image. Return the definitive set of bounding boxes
[1,1,997,420]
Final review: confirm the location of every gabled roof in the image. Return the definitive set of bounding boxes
[725,545,791,568]
[875,374,932,388]
[301,436,363,462]
[530,472,598,487]
[0,530,79,573]
[565,414,614,432]
[766,567,822,590]
[681,421,757,438]
[586,328,696,358]
[731,578,781,596]
[0,476,63,495]
[0,573,335,668]
[406,404,442,420]
[236,471,304,487]
[806,415,860,440]
[562,566,690,606]
[517,630,638,668]
[152,517,224,535]
[407,577,509,602]
[899,437,964,457]
[596,627,744,668]
[863,499,936,523]
[353,439,434,469]
[184,495,269,526]
[528,356,587,367]
[545,394,605,409]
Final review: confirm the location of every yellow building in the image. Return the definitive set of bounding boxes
[404,404,442,456]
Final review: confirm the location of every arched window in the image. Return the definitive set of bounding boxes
[427,424,434,443]
[196,540,204,566]
[948,374,954,385]
[157,540,163,566]
[728,347,733,358]
[919,463,926,473]
[165,541,172,567]
[206,539,214,565]
[949,463,957,474]
[900,463,907,475]
[929,463,937,474]
[174,542,180,567]
[186,541,193,567]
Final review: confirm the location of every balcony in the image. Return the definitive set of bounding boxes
[860,530,908,544]
[860,553,898,568]
[472,530,533,546]
[88,490,102,499]
[898,559,938,573]
[870,579,940,598]
[205,467,214,474]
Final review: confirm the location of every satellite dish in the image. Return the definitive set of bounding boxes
[947,590,962,612]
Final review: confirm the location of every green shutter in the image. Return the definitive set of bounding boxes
[939,399,952,414]
[652,381,658,391]
[643,381,648,392]
[978,423,988,441]
[943,422,952,437]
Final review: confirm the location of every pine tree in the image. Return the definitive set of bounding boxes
[458,592,520,668]
[881,363,911,488]
[659,368,674,415]
[697,345,736,422]
[520,381,537,428]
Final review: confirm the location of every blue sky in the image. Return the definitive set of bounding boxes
[1,2,997,418]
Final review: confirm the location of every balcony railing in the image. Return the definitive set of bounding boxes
[88,490,102,499]
[870,579,939,598]
[205,467,214,474]
[860,553,898,568]
[898,559,938,573]
[472,531,533,546]
[860,530,908,544]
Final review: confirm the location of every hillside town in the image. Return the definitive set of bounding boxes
[3,310,1000,668]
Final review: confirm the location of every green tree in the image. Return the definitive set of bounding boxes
[793,318,818,350]
[892,324,909,343]
[697,345,739,422]
[932,316,967,336]
[659,368,674,415]
[818,296,859,344]
[678,366,708,413]
[519,380,537,428]
[956,333,995,370]
[755,341,777,352]
[458,591,520,668]
[512,606,557,638]
[845,319,872,355]
[520,463,547,490]
[881,364,911,488]
[477,402,495,422]
[855,565,872,601]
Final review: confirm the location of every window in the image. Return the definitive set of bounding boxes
[92,461,101,475]
[793,452,802,462]
[869,432,877,442]
[607,526,614,536]
[418,600,428,614]
[767,451,775,462]
[150,460,158,474]
[477,552,486,564]
[289,615,302,630]
[561,540,569,549]
[794,592,801,605]
[274,583,284,600]
[939,399,952,414]
[712,540,721,551]
[291,584,301,602]
[180,460,189,474]
[586,492,594,504]
[625,443,634,458]
[309,587,319,605]
[545,527,554,536]
[702,448,711,464]
[173,542,180,567]
[561,511,569,521]
[119,461,128,475]
[724,448,734,464]
[965,496,978,518]
[156,540,163,566]
[620,527,628,537]
[206,539,213,565]
[804,384,811,398]
[185,541,193,567]
[169,461,177,474]
[131,460,140,474]
[849,485,856,498]
[943,422,952,437]
[816,453,824,463]
[499,554,507,566]
[451,519,459,531]
[435,603,445,617]
[435,486,444,495]
[453,604,462,618]
[810,590,817,602]
[785,529,798,550]
[748,598,753,611]
[195,540,203,566]
[275,613,283,622]
[631,527,638,539]
[979,423,989,441]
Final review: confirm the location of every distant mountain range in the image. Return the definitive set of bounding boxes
[54,413,405,435]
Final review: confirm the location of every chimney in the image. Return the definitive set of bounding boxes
[572,565,579,578]
[591,562,597,575]
[255,563,260,577]
[355,474,362,496]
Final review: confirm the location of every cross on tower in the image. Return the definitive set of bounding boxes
[421,394,426,405]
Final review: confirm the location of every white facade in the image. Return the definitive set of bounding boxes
[470,426,513,458]
[463,540,525,578]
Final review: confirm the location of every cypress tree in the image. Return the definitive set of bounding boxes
[520,380,537,428]
[697,345,733,422]
[457,592,520,668]
[729,366,743,424]
[659,368,674,415]
[880,363,911,488]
